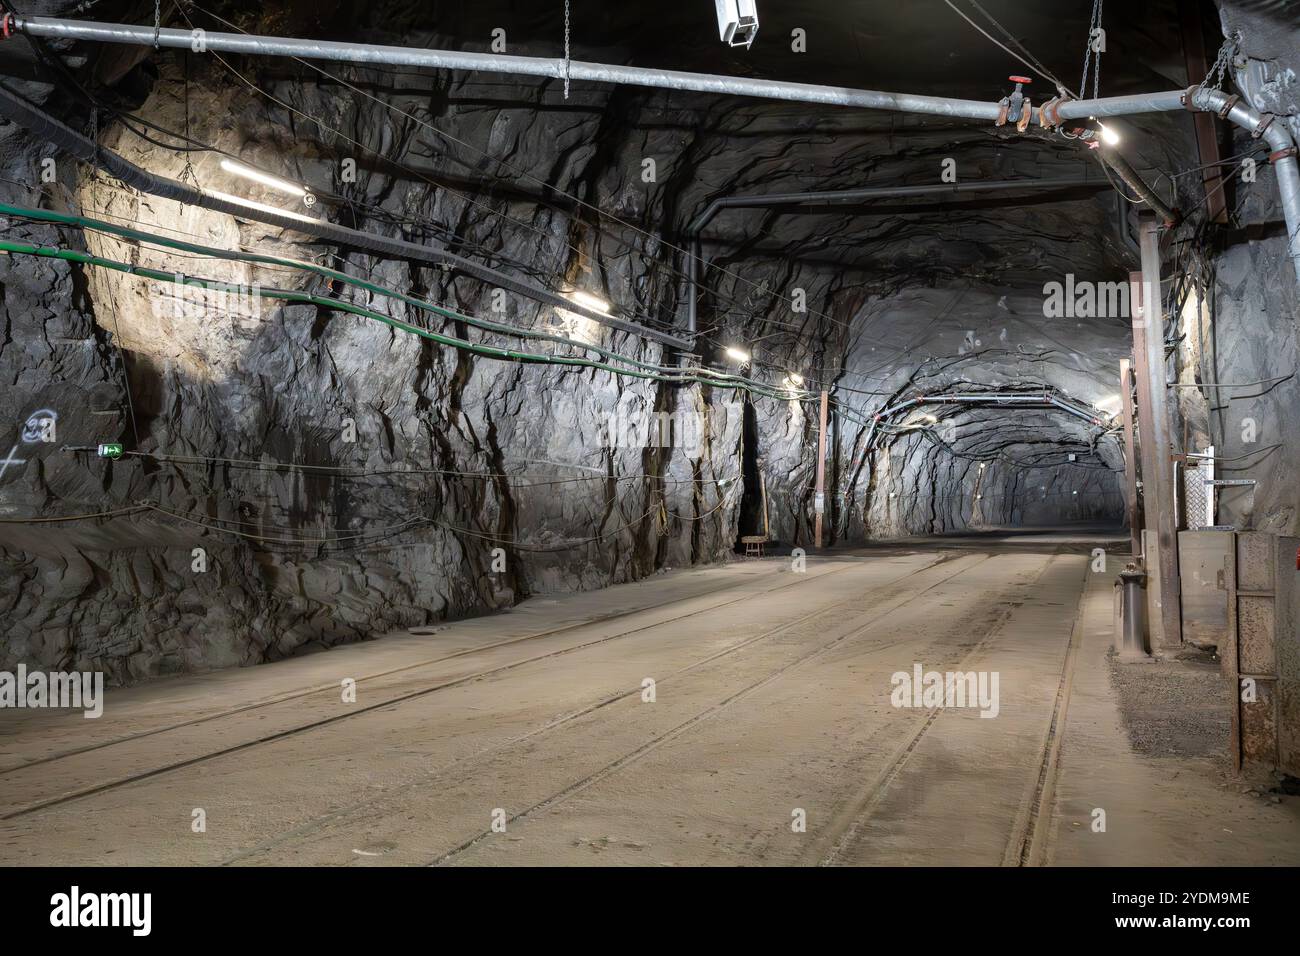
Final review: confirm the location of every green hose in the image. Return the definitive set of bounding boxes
[0,235,800,401]
[0,202,760,387]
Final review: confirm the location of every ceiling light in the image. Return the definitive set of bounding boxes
[204,189,319,224]
[1095,394,1122,416]
[219,158,307,197]
[716,0,759,48]
[1096,122,1120,146]
[563,290,612,315]
[786,372,805,387]
[725,346,751,364]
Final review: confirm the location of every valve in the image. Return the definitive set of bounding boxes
[997,75,1033,132]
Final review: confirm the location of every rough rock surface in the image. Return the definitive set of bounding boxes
[0,0,1295,680]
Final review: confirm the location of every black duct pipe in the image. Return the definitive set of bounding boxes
[0,84,690,349]
[1095,149,1180,227]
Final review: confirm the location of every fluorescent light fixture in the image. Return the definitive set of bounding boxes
[724,346,751,364]
[204,189,320,225]
[1096,122,1120,146]
[219,158,307,197]
[921,413,938,424]
[563,290,612,315]
[1094,394,1122,416]
[786,372,805,387]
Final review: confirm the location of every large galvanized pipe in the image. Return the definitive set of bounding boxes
[10,16,1006,120]
[10,17,1298,285]
[1191,86,1300,285]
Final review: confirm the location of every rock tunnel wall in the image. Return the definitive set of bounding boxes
[0,0,1294,681]
[1,31,751,681]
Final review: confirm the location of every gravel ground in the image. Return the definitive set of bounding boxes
[1107,647,1230,760]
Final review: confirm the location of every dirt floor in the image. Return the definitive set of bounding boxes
[1,537,1296,866]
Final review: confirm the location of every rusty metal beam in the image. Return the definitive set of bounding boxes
[1120,358,1142,558]
[1179,3,1229,224]
[1138,219,1184,646]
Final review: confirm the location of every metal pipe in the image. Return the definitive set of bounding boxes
[1118,564,1152,660]
[1096,149,1180,227]
[12,18,1298,287]
[1054,90,1190,119]
[1191,86,1300,285]
[12,16,1006,120]
[0,84,690,349]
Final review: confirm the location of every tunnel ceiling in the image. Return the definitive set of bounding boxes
[21,0,1199,297]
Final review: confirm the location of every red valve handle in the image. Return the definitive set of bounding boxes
[1009,75,1033,85]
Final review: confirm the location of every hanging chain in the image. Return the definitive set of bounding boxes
[180,51,199,187]
[563,0,571,100]
[1079,0,1103,99]
[1204,31,1241,91]
[1092,0,1102,98]
[154,0,161,49]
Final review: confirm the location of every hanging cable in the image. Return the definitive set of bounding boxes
[0,234,811,403]
[177,1,874,344]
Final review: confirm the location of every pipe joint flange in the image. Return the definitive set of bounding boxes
[1039,96,1069,129]
[1181,85,1202,110]
[1270,146,1299,163]
[1215,93,1241,120]
[1251,112,1277,139]
[1016,97,1033,133]
[1,13,15,39]
[995,98,1010,127]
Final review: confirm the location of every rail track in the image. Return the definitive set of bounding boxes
[426,551,999,867]
[0,551,909,821]
[225,549,970,865]
[800,554,1087,867]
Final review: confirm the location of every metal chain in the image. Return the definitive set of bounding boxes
[1092,0,1102,99]
[181,51,198,187]
[563,0,571,100]
[154,0,161,49]
[1205,32,1241,91]
[1079,0,1102,99]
